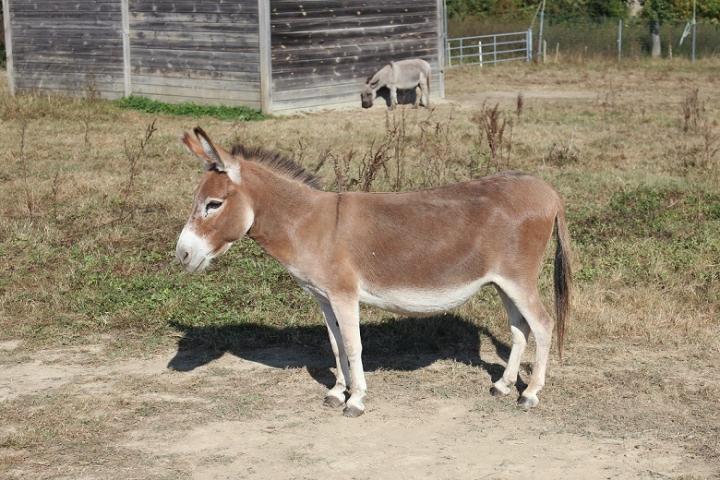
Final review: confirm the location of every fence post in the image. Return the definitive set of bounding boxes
[2,0,15,95]
[537,0,545,62]
[617,19,622,62]
[493,34,497,63]
[460,37,464,64]
[691,0,696,62]
[542,39,547,63]
[120,0,132,97]
[478,41,483,67]
[527,28,533,62]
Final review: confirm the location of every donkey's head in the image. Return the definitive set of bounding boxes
[361,74,380,108]
[175,128,254,273]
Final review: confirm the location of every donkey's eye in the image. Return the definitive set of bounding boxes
[205,200,223,213]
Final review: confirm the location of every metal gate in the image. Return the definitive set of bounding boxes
[446,29,533,67]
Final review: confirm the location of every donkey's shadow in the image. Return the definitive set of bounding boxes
[167,314,512,389]
[375,86,421,108]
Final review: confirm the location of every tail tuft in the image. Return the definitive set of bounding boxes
[553,206,572,362]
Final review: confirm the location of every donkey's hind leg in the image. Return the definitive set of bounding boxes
[318,299,350,408]
[490,286,530,397]
[419,74,430,107]
[496,280,555,409]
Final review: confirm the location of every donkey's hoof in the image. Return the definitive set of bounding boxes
[323,395,345,409]
[517,394,539,410]
[342,405,365,418]
[490,386,508,397]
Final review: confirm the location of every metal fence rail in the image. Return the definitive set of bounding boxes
[447,29,533,67]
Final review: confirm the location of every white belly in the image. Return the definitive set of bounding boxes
[358,277,492,315]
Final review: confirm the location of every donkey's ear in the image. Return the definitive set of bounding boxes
[180,130,224,171]
[193,127,225,170]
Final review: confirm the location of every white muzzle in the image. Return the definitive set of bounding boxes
[175,227,213,273]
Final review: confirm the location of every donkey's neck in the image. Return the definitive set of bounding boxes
[244,163,330,267]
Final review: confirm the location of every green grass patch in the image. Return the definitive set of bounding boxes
[114,95,267,121]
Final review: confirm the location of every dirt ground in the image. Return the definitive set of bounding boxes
[1,331,717,479]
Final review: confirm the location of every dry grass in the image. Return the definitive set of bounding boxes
[0,59,718,349]
[1,59,719,476]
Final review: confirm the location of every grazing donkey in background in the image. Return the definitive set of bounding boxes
[361,58,431,110]
[176,128,572,418]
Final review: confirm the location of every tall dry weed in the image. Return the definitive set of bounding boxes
[473,103,513,173]
[9,120,34,216]
[682,88,703,133]
[122,119,157,199]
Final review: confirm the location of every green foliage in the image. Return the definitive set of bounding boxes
[447,0,629,20]
[642,0,678,22]
[447,0,720,22]
[114,95,267,121]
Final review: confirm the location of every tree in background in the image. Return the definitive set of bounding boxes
[446,0,629,20]
[446,0,719,21]
[642,0,673,56]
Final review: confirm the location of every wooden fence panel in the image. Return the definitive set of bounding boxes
[8,0,124,97]
[128,0,261,108]
[269,0,443,112]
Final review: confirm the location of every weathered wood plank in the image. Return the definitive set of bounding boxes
[130,0,258,14]
[271,16,433,33]
[272,50,437,75]
[131,47,260,63]
[270,3,435,17]
[15,85,126,100]
[272,24,437,47]
[130,33,258,52]
[272,69,441,91]
[10,3,120,14]
[133,83,260,102]
[272,11,435,27]
[270,0,433,9]
[11,12,121,21]
[130,20,259,34]
[274,30,437,52]
[132,74,259,92]
[128,91,261,109]
[12,37,122,48]
[14,51,124,63]
[273,38,437,63]
[130,11,258,23]
[132,66,260,83]
[15,71,119,83]
[15,61,124,73]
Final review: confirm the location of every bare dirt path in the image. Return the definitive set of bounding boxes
[1,338,715,479]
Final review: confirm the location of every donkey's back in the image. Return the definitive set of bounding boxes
[391,58,432,89]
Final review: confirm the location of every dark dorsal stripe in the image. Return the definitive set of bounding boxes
[231,144,321,190]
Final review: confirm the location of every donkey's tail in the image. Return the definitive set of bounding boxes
[553,204,572,362]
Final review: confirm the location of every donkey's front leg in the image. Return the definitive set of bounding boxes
[330,296,367,417]
[389,86,398,110]
[317,299,349,408]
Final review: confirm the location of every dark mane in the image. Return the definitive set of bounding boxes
[230,144,321,189]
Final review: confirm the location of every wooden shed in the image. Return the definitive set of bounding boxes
[1,0,446,114]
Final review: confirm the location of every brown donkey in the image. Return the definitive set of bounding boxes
[176,128,572,417]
